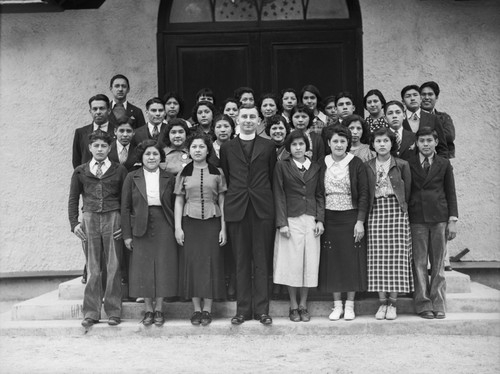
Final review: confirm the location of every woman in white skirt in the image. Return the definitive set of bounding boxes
[273,130,325,322]
[366,123,414,320]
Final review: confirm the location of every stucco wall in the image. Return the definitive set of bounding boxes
[0,0,498,275]
[361,0,500,261]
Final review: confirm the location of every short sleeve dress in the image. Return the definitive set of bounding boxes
[174,163,227,299]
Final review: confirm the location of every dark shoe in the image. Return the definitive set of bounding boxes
[141,311,154,326]
[434,311,446,319]
[191,311,202,326]
[298,306,311,322]
[108,316,121,326]
[201,311,212,326]
[81,318,98,328]
[231,314,246,325]
[419,311,435,319]
[289,308,300,322]
[81,266,87,284]
[444,266,453,271]
[255,313,273,325]
[154,311,164,326]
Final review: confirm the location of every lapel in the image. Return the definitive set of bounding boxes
[400,130,413,152]
[250,136,265,163]
[232,136,249,164]
[419,111,431,130]
[284,158,305,184]
[82,161,96,179]
[366,158,377,176]
[159,170,170,198]
[425,154,442,184]
[132,169,148,202]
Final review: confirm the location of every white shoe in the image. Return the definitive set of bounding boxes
[329,306,343,321]
[385,305,397,320]
[375,305,387,320]
[344,306,355,321]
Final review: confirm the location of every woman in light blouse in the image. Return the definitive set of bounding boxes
[174,133,227,326]
[121,140,178,326]
[319,125,368,321]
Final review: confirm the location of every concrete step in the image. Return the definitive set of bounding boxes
[11,282,499,321]
[1,314,499,337]
[58,270,472,301]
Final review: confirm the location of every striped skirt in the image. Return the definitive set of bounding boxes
[367,195,414,293]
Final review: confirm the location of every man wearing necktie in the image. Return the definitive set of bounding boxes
[108,74,146,130]
[132,97,166,145]
[72,94,116,169]
[408,127,458,320]
[109,118,138,172]
[400,85,449,159]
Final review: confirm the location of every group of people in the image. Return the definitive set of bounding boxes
[69,74,458,328]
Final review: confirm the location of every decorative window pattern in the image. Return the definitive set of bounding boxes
[169,0,349,23]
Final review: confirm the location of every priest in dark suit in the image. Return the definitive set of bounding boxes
[220,106,277,325]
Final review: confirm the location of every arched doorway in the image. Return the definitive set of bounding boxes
[158,0,363,113]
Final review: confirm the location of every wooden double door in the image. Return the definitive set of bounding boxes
[158,1,363,113]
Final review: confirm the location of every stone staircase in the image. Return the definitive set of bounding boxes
[2,271,499,336]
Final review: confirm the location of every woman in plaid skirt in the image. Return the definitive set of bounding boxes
[366,117,414,321]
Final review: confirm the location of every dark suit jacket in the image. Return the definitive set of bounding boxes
[395,129,417,161]
[72,123,116,169]
[408,153,458,223]
[132,123,167,146]
[108,141,139,172]
[403,111,448,158]
[109,102,146,130]
[121,168,176,239]
[273,157,325,228]
[220,135,277,222]
[434,109,456,158]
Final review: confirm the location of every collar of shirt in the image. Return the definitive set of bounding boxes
[239,133,256,141]
[90,157,111,175]
[406,108,421,120]
[419,152,435,165]
[93,122,109,132]
[392,127,403,138]
[112,100,128,110]
[147,122,162,134]
[143,167,160,176]
[116,142,129,154]
[293,157,311,170]
[164,146,188,155]
[325,152,353,169]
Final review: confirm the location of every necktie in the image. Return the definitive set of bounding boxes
[113,103,126,121]
[413,112,418,121]
[119,146,128,164]
[422,157,430,175]
[152,125,159,140]
[395,131,401,149]
[96,161,104,178]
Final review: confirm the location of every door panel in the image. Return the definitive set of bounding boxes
[163,32,260,112]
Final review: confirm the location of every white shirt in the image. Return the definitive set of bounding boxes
[406,109,421,133]
[143,168,161,206]
[116,142,130,155]
[325,152,353,180]
[93,121,109,132]
[293,158,311,171]
[239,132,256,141]
[147,122,162,137]
[90,158,111,176]
[419,152,435,166]
[112,100,128,110]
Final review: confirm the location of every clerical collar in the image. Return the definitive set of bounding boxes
[239,133,256,141]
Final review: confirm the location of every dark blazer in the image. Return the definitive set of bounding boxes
[319,155,369,222]
[72,123,116,169]
[408,153,458,223]
[109,102,146,130]
[365,156,411,214]
[220,135,277,222]
[132,123,167,146]
[434,109,456,158]
[121,168,176,239]
[273,157,325,228]
[395,129,417,161]
[108,141,139,172]
[403,111,448,158]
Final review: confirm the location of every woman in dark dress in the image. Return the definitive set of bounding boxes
[174,133,227,326]
[121,140,178,326]
[319,126,369,321]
